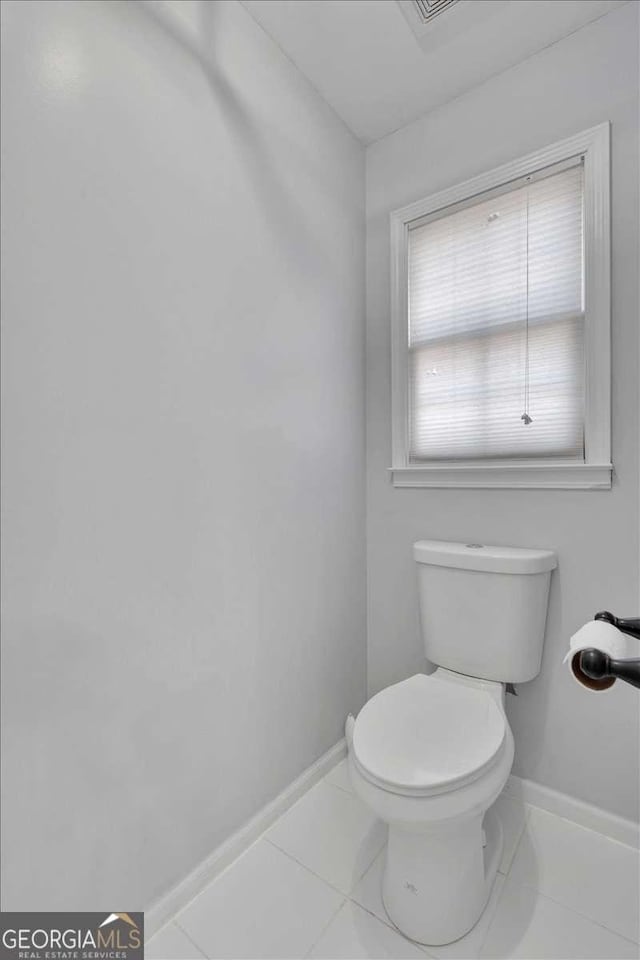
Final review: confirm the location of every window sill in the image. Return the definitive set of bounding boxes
[389,462,613,490]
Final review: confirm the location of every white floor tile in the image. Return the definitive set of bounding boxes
[177,839,343,959]
[308,901,428,959]
[324,757,353,794]
[509,806,640,942]
[267,779,387,894]
[146,923,205,960]
[489,792,528,874]
[481,876,638,960]
[148,759,640,960]
[352,849,506,960]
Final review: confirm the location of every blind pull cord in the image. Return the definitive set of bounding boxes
[521,179,533,426]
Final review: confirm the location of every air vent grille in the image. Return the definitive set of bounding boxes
[413,0,460,23]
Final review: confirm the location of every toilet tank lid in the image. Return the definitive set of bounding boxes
[413,539,557,574]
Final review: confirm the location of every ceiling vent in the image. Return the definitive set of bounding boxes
[397,0,507,53]
[412,0,460,24]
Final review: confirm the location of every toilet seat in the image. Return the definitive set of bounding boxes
[352,673,507,798]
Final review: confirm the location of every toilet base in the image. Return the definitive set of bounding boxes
[381,806,503,946]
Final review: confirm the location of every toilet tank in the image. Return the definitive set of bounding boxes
[414,540,557,684]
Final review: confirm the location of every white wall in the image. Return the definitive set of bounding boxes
[0,0,366,909]
[366,3,639,821]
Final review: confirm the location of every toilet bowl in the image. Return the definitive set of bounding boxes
[349,539,556,946]
[349,670,513,945]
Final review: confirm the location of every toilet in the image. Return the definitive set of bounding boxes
[348,539,557,946]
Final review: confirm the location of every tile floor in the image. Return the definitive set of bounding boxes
[147,758,640,960]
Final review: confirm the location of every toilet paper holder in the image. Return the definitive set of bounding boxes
[579,611,640,690]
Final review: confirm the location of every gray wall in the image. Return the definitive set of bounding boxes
[0,0,366,909]
[365,3,639,821]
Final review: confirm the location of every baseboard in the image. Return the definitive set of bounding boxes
[144,738,347,939]
[504,774,640,849]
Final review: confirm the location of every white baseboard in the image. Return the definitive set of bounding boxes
[504,774,640,849]
[145,738,347,939]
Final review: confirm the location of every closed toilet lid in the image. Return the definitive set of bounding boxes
[352,673,506,795]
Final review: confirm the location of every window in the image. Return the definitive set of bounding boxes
[390,124,611,489]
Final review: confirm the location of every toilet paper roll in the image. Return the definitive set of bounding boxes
[564,620,639,691]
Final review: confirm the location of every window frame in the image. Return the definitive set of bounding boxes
[389,123,611,490]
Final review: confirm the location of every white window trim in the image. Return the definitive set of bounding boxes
[389,123,612,490]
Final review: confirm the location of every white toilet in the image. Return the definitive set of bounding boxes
[348,539,557,946]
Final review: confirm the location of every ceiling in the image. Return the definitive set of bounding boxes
[240,0,629,143]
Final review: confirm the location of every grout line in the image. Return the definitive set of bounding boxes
[498,874,640,947]
[347,898,405,939]
[263,836,348,898]
[169,920,208,959]
[348,896,392,926]
[266,828,386,903]
[350,900,435,958]
[500,801,533,879]
[503,805,640,943]
[325,780,354,796]
[346,851,435,957]
[323,771,354,796]
[303,898,348,959]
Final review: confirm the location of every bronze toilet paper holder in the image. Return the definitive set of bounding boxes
[578,611,640,690]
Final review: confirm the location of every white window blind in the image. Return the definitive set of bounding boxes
[407,161,585,462]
